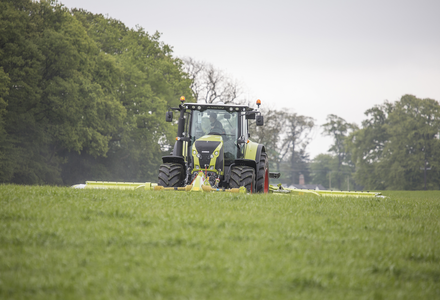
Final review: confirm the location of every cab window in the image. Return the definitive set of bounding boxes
[189,109,239,164]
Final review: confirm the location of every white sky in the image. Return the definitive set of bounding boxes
[59,0,440,159]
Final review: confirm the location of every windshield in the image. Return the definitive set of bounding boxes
[190,109,239,163]
[190,109,238,140]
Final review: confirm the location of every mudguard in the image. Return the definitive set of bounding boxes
[244,141,265,169]
[241,141,266,184]
[244,141,265,162]
[162,155,185,165]
[233,159,257,170]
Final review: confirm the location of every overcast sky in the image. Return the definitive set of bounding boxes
[59,0,440,158]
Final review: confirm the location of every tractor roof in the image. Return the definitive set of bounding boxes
[183,103,254,112]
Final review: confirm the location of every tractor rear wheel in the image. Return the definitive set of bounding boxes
[229,166,255,193]
[158,163,184,187]
[256,152,269,193]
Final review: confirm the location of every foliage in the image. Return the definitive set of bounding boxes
[347,95,440,190]
[249,108,285,170]
[249,108,315,186]
[321,114,358,190]
[0,0,193,185]
[1,185,440,299]
[281,112,314,185]
[309,154,359,190]
[310,154,334,189]
[0,65,11,181]
[346,101,393,190]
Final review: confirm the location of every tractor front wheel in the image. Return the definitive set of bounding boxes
[158,163,184,187]
[229,166,255,193]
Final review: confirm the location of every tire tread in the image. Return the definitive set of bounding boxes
[256,152,269,193]
[229,166,255,192]
[157,163,184,187]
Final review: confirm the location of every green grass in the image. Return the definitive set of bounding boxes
[1,185,439,299]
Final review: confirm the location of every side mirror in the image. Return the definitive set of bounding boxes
[246,111,256,120]
[256,115,264,126]
[166,111,173,122]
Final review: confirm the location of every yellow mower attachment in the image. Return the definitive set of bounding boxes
[71,181,157,190]
[72,173,381,197]
[72,172,247,193]
[269,184,383,198]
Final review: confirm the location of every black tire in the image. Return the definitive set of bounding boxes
[229,166,255,193]
[256,152,269,193]
[157,163,184,187]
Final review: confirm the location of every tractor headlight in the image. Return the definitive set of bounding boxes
[210,166,214,170]
[197,153,201,158]
[193,150,196,155]
[196,165,199,169]
[214,151,218,156]
[210,154,214,158]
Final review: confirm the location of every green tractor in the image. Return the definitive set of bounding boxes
[158,97,274,193]
[72,96,383,197]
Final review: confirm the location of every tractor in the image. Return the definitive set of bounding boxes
[72,96,383,198]
[158,97,274,193]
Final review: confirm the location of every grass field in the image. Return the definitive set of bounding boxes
[1,185,439,299]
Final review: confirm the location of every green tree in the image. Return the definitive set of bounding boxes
[309,153,358,190]
[249,108,287,172]
[322,114,358,190]
[0,66,11,181]
[1,0,48,183]
[0,1,193,185]
[346,102,393,190]
[310,154,334,189]
[1,0,126,184]
[63,9,193,184]
[249,108,314,186]
[38,12,125,158]
[281,113,314,186]
[347,95,440,190]
[382,95,440,189]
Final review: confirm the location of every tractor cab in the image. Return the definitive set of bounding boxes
[189,105,248,161]
[160,98,268,193]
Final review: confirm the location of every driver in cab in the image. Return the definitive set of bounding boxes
[209,113,225,135]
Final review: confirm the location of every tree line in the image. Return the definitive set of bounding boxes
[347,95,440,190]
[249,95,440,191]
[0,0,192,185]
